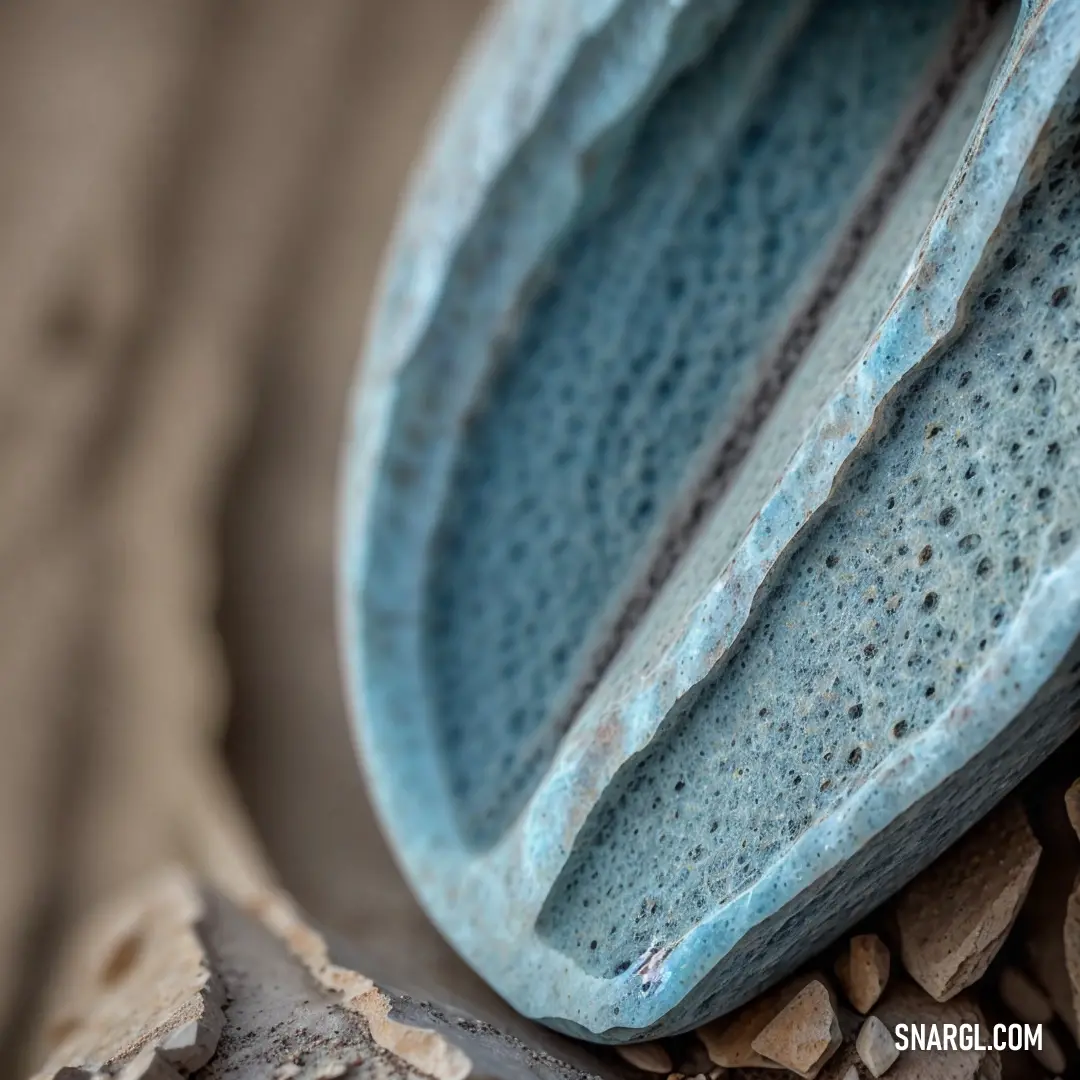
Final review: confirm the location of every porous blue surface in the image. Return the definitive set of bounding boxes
[539,130,1080,974]
[340,0,1080,1043]
[425,0,955,849]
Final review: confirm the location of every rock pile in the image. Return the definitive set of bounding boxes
[616,775,1080,1080]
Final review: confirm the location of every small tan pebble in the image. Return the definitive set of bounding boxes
[1029,1028,1067,1076]
[1067,883,1080,1034]
[751,980,842,1079]
[616,1042,674,1074]
[895,799,1041,1001]
[1022,864,1080,1043]
[855,1016,898,1078]
[1062,792,1080,1047]
[997,965,1054,1025]
[116,1049,183,1080]
[1065,778,1080,840]
[697,973,818,1068]
[835,935,891,1014]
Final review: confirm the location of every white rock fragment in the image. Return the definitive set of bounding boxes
[813,981,996,1080]
[156,1000,225,1071]
[750,980,842,1079]
[116,1048,183,1080]
[855,1016,898,1078]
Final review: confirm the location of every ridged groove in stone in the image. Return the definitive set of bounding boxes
[538,98,1080,977]
[423,0,961,847]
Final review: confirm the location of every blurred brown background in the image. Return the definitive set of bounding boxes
[0,1,489,1072]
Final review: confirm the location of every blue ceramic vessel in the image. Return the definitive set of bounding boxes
[341,0,1080,1042]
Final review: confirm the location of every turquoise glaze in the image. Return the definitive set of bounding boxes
[340,0,1080,1042]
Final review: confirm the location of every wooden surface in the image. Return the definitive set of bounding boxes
[25,865,636,1080]
[0,2,497,1074]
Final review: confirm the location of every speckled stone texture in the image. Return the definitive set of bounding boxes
[341,0,1080,1044]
